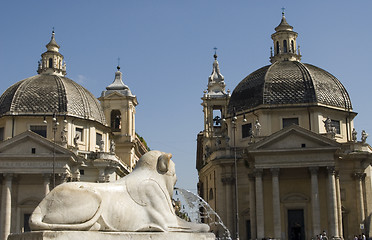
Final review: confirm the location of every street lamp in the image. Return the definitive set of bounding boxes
[45,111,67,188]
[52,111,59,188]
[231,110,240,240]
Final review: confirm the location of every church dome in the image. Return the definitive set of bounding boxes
[0,31,106,125]
[228,61,352,113]
[0,74,106,125]
[228,12,352,114]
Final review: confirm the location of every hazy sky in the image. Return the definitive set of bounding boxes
[1,1,372,192]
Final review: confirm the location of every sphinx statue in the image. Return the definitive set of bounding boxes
[29,150,210,233]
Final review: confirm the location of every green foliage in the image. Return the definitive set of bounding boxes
[136,132,150,151]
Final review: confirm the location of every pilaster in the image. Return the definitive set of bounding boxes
[221,175,234,233]
[248,173,257,240]
[354,172,366,232]
[310,167,321,237]
[271,168,281,240]
[254,168,264,239]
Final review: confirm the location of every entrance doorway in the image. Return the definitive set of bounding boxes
[288,209,305,240]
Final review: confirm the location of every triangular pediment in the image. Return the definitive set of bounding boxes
[250,125,340,151]
[0,130,74,156]
[248,125,340,169]
[103,91,127,99]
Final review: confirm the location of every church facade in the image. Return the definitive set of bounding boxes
[196,13,372,240]
[0,32,147,239]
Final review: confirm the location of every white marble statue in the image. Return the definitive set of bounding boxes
[29,150,209,233]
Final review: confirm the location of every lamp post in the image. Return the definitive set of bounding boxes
[232,112,240,240]
[45,111,67,188]
[51,111,59,188]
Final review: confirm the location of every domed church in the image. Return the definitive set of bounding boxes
[0,31,147,239]
[197,13,372,240]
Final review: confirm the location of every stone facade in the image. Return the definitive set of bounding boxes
[197,13,372,240]
[0,32,147,240]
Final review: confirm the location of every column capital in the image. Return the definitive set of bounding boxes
[42,173,52,180]
[248,173,256,180]
[353,172,366,181]
[309,167,319,175]
[2,173,13,181]
[327,166,336,175]
[270,168,280,177]
[254,168,263,177]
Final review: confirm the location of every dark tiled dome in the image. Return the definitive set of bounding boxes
[228,61,352,113]
[0,74,106,125]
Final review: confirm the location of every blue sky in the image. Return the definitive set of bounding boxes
[1,1,372,191]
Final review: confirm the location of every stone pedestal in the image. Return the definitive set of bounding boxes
[8,231,215,240]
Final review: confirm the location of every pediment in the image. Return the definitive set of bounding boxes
[102,91,129,99]
[282,193,309,203]
[0,130,74,156]
[249,125,340,152]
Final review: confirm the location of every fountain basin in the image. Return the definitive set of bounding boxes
[8,231,215,240]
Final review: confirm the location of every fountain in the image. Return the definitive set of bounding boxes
[174,188,232,240]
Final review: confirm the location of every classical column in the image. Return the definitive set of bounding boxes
[43,173,51,196]
[327,167,339,238]
[1,174,13,240]
[335,172,343,239]
[310,167,321,237]
[355,172,366,229]
[271,168,281,239]
[255,168,264,239]
[248,173,257,240]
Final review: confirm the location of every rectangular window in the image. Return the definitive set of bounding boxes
[30,125,47,138]
[282,118,299,128]
[96,133,102,146]
[0,127,4,141]
[75,127,84,142]
[242,123,252,138]
[331,120,340,134]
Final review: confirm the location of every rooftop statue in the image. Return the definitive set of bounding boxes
[29,150,210,233]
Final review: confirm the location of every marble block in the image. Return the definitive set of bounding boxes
[8,231,216,240]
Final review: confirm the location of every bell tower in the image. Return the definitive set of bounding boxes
[200,51,230,162]
[270,11,301,63]
[100,65,138,170]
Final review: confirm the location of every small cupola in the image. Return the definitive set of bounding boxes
[207,50,226,95]
[37,30,66,76]
[101,65,135,98]
[270,11,301,63]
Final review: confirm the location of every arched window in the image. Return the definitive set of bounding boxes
[48,58,53,68]
[283,40,288,53]
[276,41,280,54]
[111,110,121,131]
